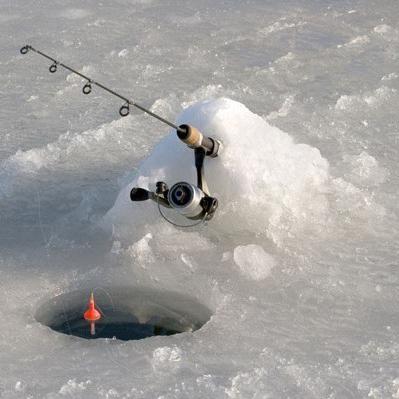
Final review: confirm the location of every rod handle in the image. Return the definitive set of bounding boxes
[177,124,219,157]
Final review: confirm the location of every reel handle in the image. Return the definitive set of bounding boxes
[130,186,171,208]
[130,187,151,201]
[177,124,220,157]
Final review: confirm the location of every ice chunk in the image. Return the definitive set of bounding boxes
[335,86,396,111]
[14,381,26,392]
[127,233,155,264]
[152,346,182,372]
[118,49,129,57]
[341,35,370,48]
[58,379,91,395]
[233,244,275,280]
[226,368,268,398]
[59,8,91,20]
[343,151,388,187]
[373,24,398,41]
[266,94,295,120]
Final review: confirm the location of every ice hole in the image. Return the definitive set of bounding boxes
[35,286,212,341]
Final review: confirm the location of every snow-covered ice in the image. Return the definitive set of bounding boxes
[1,0,399,398]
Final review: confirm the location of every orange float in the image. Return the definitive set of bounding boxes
[83,292,101,336]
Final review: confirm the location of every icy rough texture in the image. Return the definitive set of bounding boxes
[233,244,275,280]
[152,346,183,372]
[342,151,389,187]
[1,0,399,398]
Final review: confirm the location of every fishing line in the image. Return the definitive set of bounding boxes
[61,298,73,336]
[93,286,116,317]
[156,195,208,228]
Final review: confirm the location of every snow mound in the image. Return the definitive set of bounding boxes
[104,98,330,245]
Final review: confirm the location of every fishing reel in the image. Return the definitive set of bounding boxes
[130,124,220,226]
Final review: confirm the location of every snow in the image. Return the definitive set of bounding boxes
[1,0,399,397]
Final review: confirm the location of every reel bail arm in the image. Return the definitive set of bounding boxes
[194,147,209,195]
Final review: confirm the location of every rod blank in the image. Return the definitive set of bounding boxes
[20,45,184,133]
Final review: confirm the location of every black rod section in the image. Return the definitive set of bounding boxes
[21,45,184,133]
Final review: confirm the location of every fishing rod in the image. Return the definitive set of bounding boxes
[20,44,221,226]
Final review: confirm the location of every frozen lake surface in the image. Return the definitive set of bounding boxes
[1,0,398,397]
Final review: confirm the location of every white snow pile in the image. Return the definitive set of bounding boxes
[104,98,330,246]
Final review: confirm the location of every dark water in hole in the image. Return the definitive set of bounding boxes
[36,286,212,341]
[53,310,180,340]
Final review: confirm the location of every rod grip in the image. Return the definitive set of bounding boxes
[177,124,218,156]
[178,124,202,147]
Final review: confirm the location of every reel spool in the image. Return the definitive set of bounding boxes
[168,182,204,217]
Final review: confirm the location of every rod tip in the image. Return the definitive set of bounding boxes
[20,45,30,55]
